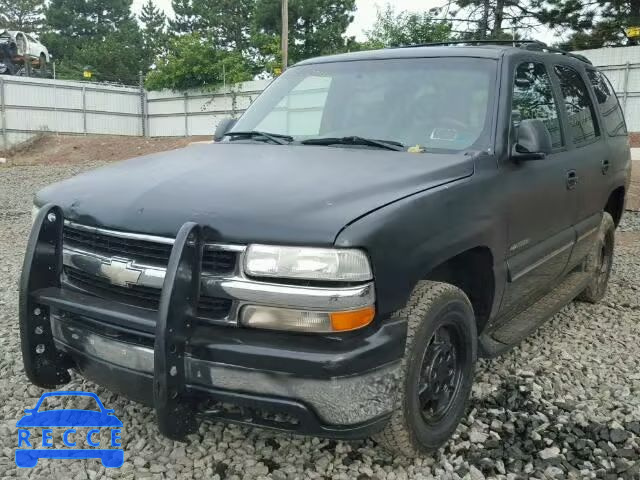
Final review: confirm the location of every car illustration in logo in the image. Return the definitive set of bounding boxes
[15,391,123,468]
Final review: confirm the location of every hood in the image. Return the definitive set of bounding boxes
[36,143,474,245]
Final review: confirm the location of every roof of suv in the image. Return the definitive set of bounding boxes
[297,41,592,68]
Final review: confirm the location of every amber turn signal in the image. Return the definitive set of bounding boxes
[330,306,376,332]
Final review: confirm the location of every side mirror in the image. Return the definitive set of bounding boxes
[512,119,553,161]
[213,117,237,142]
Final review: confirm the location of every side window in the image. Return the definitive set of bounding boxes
[554,65,600,145]
[512,62,563,148]
[587,69,628,136]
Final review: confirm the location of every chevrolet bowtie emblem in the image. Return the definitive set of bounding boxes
[99,259,143,287]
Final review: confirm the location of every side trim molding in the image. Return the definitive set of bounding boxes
[510,241,575,282]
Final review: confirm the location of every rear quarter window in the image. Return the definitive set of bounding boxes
[554,64,600,146]
[587,69,628,136]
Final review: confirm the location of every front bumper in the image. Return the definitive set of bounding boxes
[51,314,401,436]
[20,205,406,440]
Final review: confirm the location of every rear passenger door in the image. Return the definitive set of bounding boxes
[499,60,578,315]
[552,64,608,270]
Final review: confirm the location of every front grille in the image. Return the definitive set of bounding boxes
[64,266,233,319]
[63,225,238,274]
[61,222,239,321]
[63,227,172,265]
[64,266,162,310]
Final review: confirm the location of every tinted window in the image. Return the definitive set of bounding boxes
[256,76,331,136]
[554,65,600,145]
[512,62,563,148]
[587,69,627,136]
[235,58,497,152]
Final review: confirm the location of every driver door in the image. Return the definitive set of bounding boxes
[498,60,579,316]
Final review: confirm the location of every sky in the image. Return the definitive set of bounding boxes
[347,0,443,40]
[131,0,557,44]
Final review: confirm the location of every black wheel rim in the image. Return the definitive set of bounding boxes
[417,322,465,424]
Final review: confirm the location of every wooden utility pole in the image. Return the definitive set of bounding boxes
[281,0,289,71]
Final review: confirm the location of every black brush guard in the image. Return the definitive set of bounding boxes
[20,204,201,439]
[19,205,391,441]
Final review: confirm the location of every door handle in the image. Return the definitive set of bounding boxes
[602,159,610,175]
[566,170,578,190]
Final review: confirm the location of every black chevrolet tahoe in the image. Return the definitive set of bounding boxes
[21,41,631,457]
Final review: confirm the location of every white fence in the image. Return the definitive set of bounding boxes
[0,77,271,149]
[146,80,268,137]
[0,76,144,148]
[2,46,640,149]
[576,46,640,132]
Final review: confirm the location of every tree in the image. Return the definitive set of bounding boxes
[0,0,45,32]
[441,0,538,39]
[42,0,144,84]
[53,24,146,84]
[537,0,640,48]
[253,0,357,64]
[145,33,253,90]
[168,0,356,73]
[45,0,135,39]
[171,0,255,51]
[139,0,168,65]
[364,5,452,48]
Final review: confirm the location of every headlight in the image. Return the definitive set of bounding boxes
[244,245,372,282]
[31,205,40,224]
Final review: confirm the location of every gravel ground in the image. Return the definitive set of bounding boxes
[0,162,639,480]
[620,210,640,232]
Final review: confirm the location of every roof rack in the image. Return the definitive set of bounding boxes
[400,40,545,48]
[521,42,592,65]
[399,40,593,65]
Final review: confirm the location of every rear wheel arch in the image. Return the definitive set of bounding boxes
[577,212,615,303]
[605,186,625,227]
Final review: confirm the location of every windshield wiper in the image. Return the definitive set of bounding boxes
[226,130,294,145]
[301,136,405,152]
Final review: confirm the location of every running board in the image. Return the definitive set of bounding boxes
[479,270,591,358]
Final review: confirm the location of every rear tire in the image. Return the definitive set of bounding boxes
[374,281,477,457]
[577,212,615,304]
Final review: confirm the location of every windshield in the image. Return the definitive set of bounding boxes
[233,57,497,152]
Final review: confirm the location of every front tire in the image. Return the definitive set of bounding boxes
[577,212,615,304]
[374,281,477,457]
